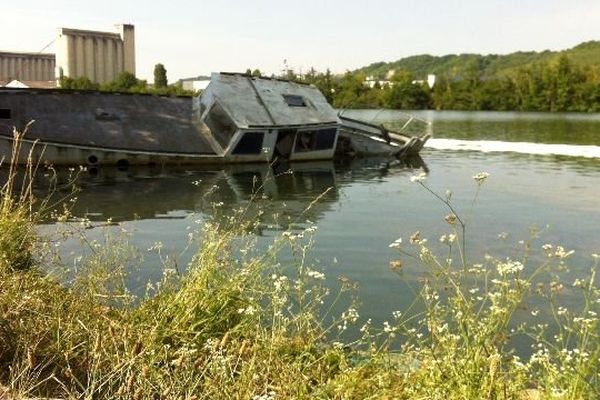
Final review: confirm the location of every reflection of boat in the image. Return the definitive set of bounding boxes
[0,73,429,166]
[44,163,339,228]
[29,158,426,229]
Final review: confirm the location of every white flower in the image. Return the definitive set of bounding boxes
[252,391,276,400]
[306,269,325,280]
[383,321,395,333]
[557,307,567,316]
[305,225,318,233]
[496,259,524,276]
[342,308,360,323]
[553,246,574,259]
[410,172,427,183]
[472,172,490,183]
[360,318,372,333]
[389,237,402,248]
[237,305,257,315]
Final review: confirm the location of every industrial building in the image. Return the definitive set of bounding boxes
[0,24,135,87]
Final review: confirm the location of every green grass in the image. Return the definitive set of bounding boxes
[0,134,598,399]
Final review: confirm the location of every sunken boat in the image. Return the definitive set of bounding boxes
[0,72,430,166]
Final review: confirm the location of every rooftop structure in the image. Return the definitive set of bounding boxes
[200,72,339,129]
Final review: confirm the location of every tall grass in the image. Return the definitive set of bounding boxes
[0,127,39,272]
[0,132,598,399]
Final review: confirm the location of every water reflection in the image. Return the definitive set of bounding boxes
[36,157,427,229]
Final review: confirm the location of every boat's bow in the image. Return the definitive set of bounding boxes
[337,114,430,158]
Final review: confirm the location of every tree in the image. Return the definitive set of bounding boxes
[59,76,99,91]
[100,72,145,93]
[154,64,168,88]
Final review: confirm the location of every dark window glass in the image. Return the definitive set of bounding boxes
[294,128,337,152]
[232,131,264,154]
[0,109,11,119]
[204,102,237,149]
[282,94,306,107]
[314,128,337,150]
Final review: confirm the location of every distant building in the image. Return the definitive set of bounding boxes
[180,77,211,92]
[0,24,135,87]
[427,74,436,88]
[0,78,57,89]
[411,74,436,88]
[55,24,135,84]
[0,51,56,82]
[364,75,393,88]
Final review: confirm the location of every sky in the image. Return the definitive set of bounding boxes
[2,0,600,82]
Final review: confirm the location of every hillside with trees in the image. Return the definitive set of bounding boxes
[288,41,600,112]
[356,41,600,80]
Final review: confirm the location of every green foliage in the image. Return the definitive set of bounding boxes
[101,71,146,92]
[153,63,168,88]
[59,76,99,91]
[357,41,600,80]
[59,71,195,97]
[331,41,600,111]
[301,54,600,111]
[0,147,598,398]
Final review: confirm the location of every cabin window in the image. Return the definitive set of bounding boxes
[294,128,337,152]
[204,102,237,149]
[282,94,306,107]
[232,131,264,155]
[0,109,11,119]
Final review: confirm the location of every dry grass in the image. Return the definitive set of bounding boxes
[0,132,598,399]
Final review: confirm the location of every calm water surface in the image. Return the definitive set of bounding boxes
[40,111,600,340]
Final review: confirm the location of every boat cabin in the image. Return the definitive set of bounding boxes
[195,72,340,162]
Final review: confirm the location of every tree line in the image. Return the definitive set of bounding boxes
[285,55,600,112]
[59,63,195,96]
[59,56,600,111]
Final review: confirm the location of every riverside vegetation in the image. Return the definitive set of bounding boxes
[0,132,598,399]
[59,41,600,113]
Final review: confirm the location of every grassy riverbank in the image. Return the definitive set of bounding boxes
[0,139,598,399]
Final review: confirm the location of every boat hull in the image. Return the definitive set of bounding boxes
[0,87,429,166]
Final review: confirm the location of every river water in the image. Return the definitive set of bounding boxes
[40,110,600,335]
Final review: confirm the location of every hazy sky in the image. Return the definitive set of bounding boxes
[2,0,600,82]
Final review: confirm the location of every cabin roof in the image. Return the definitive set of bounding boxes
[205,73,340,128]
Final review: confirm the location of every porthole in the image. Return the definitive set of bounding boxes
[116,159,129,171]
[0,109,11,119]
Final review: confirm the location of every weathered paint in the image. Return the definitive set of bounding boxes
[0,89,216,155]
[0,74,429,166]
